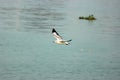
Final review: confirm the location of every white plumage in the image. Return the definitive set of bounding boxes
[52,28,72,45]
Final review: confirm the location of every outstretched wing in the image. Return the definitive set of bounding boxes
[52,28,63,41]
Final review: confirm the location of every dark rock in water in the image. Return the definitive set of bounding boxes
[79,15,96,20]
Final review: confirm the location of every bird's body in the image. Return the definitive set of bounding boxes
[52,28,72,45]
[54,40,69,45]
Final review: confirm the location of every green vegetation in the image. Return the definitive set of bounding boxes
[79,15,96,20]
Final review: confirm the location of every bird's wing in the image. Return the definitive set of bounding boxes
[52,28,63,41]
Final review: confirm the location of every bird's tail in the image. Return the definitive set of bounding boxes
[67,39,72,42]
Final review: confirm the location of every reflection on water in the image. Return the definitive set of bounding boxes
[0,0,65,33]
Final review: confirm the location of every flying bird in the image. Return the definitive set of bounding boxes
[52,28,72,45]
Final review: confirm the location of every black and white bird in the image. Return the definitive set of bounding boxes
[52,28,72,45]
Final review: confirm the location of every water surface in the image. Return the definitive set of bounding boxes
[0,0,120,80]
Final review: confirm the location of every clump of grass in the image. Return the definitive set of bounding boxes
[79,15,96,20]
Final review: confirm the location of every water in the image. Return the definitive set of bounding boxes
[0,0,120,80]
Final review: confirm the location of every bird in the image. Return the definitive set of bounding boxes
[52,28,72,45]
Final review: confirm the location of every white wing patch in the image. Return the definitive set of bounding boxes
[52,32,63,41]
[52,28,63,41]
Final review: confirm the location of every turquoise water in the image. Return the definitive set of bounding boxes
[0,0,120,80]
